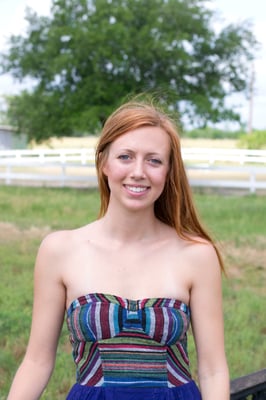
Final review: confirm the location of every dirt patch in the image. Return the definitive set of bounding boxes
[31,136,237,150]
[221,236,266,287]
[0,222,51,243]
[181,138,238,149]
[31,135,99,149]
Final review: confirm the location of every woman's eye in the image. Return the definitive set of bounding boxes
[118,154,130,160]
[149,158,162,165]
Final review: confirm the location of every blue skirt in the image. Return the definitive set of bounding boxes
[66,381,202,399]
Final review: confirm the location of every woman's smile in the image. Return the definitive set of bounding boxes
[124,184,151,195]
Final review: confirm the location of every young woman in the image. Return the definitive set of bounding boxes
[7,100,229,399]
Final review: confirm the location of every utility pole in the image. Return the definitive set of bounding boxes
[247,63,255,134]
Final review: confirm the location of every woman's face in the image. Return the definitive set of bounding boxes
[102,126,170,212]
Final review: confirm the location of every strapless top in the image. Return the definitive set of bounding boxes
[66,293,192,387]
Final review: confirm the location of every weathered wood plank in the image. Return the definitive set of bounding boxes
[230,369,266,399]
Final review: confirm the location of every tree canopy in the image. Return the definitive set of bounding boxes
[0,0,258,141]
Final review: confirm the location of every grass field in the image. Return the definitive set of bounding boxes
[0,186,265,399]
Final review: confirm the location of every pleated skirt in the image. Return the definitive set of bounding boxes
[66,380,202,399]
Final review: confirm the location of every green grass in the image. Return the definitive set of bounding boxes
[0,186,265,399]
[0,186,99,229]
[195,193,266,240]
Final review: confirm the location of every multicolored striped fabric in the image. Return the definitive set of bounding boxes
[67,293,191,388]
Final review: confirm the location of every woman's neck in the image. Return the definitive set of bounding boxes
[99,206,162,243]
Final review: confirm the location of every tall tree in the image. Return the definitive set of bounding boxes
[0,0,257,141]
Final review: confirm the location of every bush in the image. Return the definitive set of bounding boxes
[238,130,266,149]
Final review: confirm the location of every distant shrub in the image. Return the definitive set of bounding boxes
[238,130,266,149]
[183,127,242,139]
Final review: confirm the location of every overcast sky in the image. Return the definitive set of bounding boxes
[0,0,265,130]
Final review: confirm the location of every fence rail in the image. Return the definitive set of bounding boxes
[1,147,266,164]
[182,147,266,165]
[0,148,266,192]
[0,148,95,164]
[230,369,266,399]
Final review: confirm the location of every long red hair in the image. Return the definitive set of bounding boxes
[95,100,224,270]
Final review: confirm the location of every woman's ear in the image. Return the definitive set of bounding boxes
[102,163,108,176]
[99,151,108,176]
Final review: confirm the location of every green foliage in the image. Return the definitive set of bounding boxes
[0,0,258,141]
[183,127,243,139]
[238,130,266,149]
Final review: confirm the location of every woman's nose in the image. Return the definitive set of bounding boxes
[130,159,146,179]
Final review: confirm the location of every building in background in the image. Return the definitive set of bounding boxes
[0,125,27,149]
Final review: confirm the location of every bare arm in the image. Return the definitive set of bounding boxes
[190,243,230,400]
[7,233,66,400]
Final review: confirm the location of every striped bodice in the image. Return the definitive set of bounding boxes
[66,293,192,388]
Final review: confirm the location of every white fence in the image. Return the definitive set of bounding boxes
[182,148,266,165]
[0,148,266,193]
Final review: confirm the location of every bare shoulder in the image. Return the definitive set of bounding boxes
[33,231,70,280]
[35,223,92,269]
[183,237,222,280]
[38,222,94,252]
[187,237,218,260]
[38,229,75,256]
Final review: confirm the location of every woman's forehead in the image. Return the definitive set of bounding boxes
[110,126,170,151]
